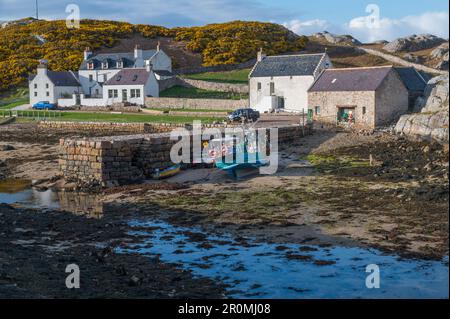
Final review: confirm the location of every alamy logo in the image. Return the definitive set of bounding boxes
[365,264,380,289]
[365,4,381,29]
[66,4,80,29]
[169,121,279,175]
[65,264,80,289]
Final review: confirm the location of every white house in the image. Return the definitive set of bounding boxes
[249,51,333,113]
[29,64,81,105]
[29,43,173,107]
[102,66,159,106]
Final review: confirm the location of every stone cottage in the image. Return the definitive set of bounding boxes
[308,66,409,128]
[249,50,332,113]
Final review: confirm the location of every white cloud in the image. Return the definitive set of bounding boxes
[346,11,449,42]
[284,11,449,43]
[283,19,329,35]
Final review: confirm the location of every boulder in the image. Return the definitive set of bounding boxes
[403,53,420,63]
[395,75,449,143]
[383,34,445,53]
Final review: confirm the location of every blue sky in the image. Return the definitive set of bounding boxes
[1,0,448,42]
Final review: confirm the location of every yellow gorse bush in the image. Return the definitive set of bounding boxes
[0,18,307,92]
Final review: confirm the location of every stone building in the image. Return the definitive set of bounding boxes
[308,66,409,128]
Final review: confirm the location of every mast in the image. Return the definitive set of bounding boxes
[35,0,39,20]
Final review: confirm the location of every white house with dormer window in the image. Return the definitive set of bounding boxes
[29,43,173,107]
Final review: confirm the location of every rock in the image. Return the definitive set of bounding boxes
[128,275,141,286]
[422,145,431,154]
[395,74,449,144]
[383,34,445,53]
[430,42,449,59]
[0,144,15,151]
[313,31,362,45]
[403,53,420,63]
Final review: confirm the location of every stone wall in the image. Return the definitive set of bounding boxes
[38,121,185,134]
[145,97,248,110]
[59,124,312,186]
[174,59,256,75]
[180,78,248,94]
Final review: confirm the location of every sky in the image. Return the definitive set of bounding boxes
[0,0,448,42]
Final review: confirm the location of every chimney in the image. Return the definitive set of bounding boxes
[257,48,266,62]
[134,44,143,59]
[157,41,161,52]
[37,62,47,76]
[146,62,152,72]
[84,47,92,60]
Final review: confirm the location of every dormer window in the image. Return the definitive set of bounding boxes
[101,62,108,69]
[132,75,138,81]
[116,61,123,68]
[87,62,94,70]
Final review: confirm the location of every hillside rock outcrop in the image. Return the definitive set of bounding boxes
[395,75,449,143]
[313,31,362,45]
[384,34,445,53]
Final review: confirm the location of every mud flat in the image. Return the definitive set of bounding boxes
[0,122,448,298]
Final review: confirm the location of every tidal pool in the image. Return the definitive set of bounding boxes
[0,179,104,217]
[118,220,449,299]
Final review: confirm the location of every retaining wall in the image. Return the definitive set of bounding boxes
[145,97,248,110]
[59,124,312,186]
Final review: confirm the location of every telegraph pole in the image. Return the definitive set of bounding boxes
[35,0,39,20]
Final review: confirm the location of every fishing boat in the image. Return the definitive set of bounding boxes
[206,135,269,179]
[152,164,181,179]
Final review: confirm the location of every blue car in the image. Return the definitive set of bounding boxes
[32,101,57,110]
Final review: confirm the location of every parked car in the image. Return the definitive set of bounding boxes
[32,101,57,110]
[228,108,260,123]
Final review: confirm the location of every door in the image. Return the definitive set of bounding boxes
[122,89,128,102]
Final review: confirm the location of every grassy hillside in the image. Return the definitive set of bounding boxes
[0,18,308,93]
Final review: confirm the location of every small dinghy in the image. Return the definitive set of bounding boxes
[152,164,181,179]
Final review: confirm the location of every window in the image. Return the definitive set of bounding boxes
[108,89,118,98]
[131,89,141,98]
[95,89,99,96]
[46,83,49,89]
[257,82,261,91]
[116,61,123,68]
[362,107,366,115]
[34,83,37,89]
[46,91,49,97]
[315,106,321,115]
[87,62,94,70]
[102,62,108,69]
[89,74,93,82]
[34,92,37,97]
[269,82,275,95]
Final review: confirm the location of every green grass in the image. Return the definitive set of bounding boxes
[146,107,230,113]
[0,87,29,110]
[183,69,251,84]
[2,110,222,124]
[160,86,248,100]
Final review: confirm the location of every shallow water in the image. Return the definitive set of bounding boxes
[118,220,449,299]
[0,179,103,217]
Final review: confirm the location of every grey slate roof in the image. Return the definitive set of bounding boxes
[104,69,150,86]
[29,71,80,87]
[250,53,325,78]
[394,67,427,92]
[154,70,173,77]
[80,50,157,70]
[308,66,393,92]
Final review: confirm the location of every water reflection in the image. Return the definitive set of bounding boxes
[0,179,104,218]
[118,220,449,299]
